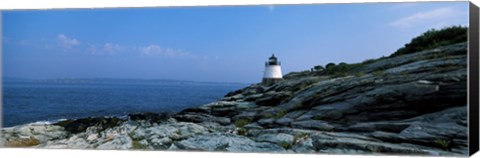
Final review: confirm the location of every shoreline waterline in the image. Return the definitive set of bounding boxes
[2,79,248,127]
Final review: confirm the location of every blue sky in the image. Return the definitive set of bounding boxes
[2,2,469,83]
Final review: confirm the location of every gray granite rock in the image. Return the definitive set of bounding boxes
[255,133,295,145]
[291,120,335,131]
[173,133,286,152]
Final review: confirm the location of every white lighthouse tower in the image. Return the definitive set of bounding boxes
[262,54,283,85]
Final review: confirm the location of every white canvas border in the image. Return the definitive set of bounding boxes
[0,0,478,158]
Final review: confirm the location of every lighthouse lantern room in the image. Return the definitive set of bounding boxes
[262,54,283,85]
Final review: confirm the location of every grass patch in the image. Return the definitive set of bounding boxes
[132,140,147,149]
[361,56,388,65]
[355,72,366,77]
[263,113,274,119]
[434,139,451,150]
[332,72,348,78]
[279,141,293,149]
[372,70,384,77]
[263,110,287,119]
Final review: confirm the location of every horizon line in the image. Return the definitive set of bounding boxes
[2,76,254,85]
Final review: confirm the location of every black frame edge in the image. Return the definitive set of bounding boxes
[469,1,480,156]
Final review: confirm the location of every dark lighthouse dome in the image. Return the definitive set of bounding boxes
[266,54,280,66]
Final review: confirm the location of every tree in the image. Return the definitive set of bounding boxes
[336,62,349,72]
[313,65,325,72]
[325,63,336,69]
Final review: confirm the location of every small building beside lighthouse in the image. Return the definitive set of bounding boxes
[262,54,283,85]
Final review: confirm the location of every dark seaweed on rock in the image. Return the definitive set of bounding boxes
[54,117,123,134]
[128,112,172,123]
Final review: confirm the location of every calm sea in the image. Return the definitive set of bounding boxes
[2,79,247,127]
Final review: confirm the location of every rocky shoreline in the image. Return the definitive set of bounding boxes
[0,42,468,156]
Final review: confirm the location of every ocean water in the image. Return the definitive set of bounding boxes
[2,79,247,127]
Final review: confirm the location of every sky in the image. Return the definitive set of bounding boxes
[1,2,469,83]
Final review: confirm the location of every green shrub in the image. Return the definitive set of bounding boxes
[234,118,252,128]
[361,58,378,65]
[275,110,287,118]
[372,70,384,77]
[323,62,361,77]
[435,139,451,150]
[392,26,467,57]
[237,128,248,135]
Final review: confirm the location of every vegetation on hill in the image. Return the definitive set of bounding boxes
[391,26,467,57]
[302,26,468,79]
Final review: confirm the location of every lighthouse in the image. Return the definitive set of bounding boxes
[262,54,283,85]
